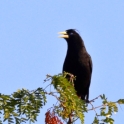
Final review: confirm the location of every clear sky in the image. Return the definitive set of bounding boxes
[0,1,124,124]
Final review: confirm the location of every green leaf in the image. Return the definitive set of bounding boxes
[117,99,124,104]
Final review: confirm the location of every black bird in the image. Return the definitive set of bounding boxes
[58,29,92,102]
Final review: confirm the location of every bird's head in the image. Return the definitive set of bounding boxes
[58,29,84,47]
[58,29,78,39]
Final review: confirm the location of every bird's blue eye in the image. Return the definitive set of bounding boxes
[70,32,73,35]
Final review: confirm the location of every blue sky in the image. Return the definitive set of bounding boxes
[0,1,124,124]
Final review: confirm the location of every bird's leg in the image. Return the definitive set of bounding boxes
[85,99,89,103]
[69,74,74,83]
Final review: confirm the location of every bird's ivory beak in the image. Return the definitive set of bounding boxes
[58,31,69,38]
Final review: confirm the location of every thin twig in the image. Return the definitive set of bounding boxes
[73,117,79,123]
[89,102,98,115]
[89,95,101,103]
[43,74,52,83]
[45,92,60,101]
[118,103,123,111]
[88,104,105,111]
[44,84,52,90]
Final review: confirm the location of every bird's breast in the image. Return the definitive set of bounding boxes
[63,53,91,77]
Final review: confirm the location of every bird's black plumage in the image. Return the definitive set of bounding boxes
[59,29,92,101]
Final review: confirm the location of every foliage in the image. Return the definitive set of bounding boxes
[0,88,46,123]
[0,73,124,124]
[92,95,124,124]
[46,73,87,124]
